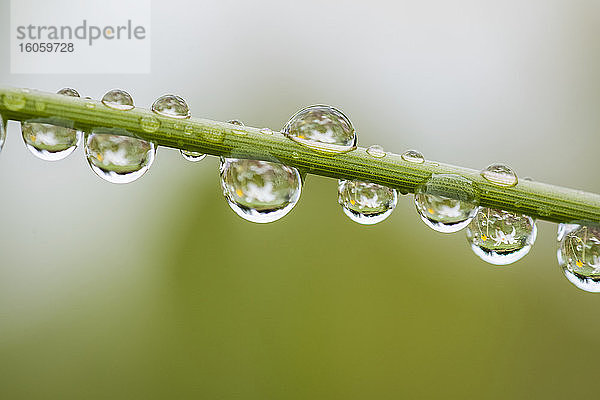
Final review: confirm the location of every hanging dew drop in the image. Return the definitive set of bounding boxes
[0,114,6,153]
[151,94,191,118]
[557,223,600,292]
[480,163,518,187]
[101,89,135,111]
[282,105,356,153]
[337,180,398,225]
[366,144,386,158]
[401,149,425,163]
[465,208,537,265]
[181,151,206,162]
[84,129,155,184]
[220,158,302,223]
[21,87,81,161]
[414,174,479,233]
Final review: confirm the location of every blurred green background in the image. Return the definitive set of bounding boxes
[1,0,600,398]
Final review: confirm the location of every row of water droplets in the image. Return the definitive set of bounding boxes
[1,89,597,292]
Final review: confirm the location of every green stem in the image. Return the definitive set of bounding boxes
[1,86,599,224]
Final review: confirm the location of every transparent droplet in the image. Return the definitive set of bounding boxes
[220,158,301,223]
[20,87,82,161]
[401,149,425,164]
[414,174,479,233]
[181,150,206,162]
[259,128,274,135]
[3,92,26,111]
[480,163,518,187]
[228,119,244,126]
[57,88,80,97]
[84,130,155,183]
[151,95,190,118]
[366,144,386,158]
[139,115,160,133]
[0,114,6,153]
[557,223,600,292]
[282,105,356,153]
[466,208,537,265]
[101,89,135,111]
[22,122,81,161]
[337,180,398,225]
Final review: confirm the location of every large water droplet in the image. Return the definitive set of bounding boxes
[21,87,81,161]
[366,144,386,158]
[220,158,301,223]
[337,180,398,225]
[282,105,356,153]
[401,149,425,164]
[101,89,134,111]
[151,94,190,118]
[480,163,518,187]
[181,151,206,162]
[557,223,600,292]
[465,208,537,265]
[85,130,155,183]
[414,174,479,233]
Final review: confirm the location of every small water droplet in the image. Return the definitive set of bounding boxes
[366,144,386,158]
[337,180,398,225]
[3,92,26,111]
[34,101,46,112]
[202,128,225,143]
[220,158,302,223]
[228,119,244,126]
[480,163,518,187]
[181,150,206,162]
[414,174,479,233]
[139,115,160,133]
[291,151,300,160]
[84,130,155,183]
[85,101,96,109]
[151,94,190,118]
[259,128,274,135]
[57,88,80,97]
[401,149,425,164]
[466,208,537,265]
[557,224,600,292]
[21,121,81,161]
[0,114,6,153]
[282,105,356,153]
[101,89,134,111]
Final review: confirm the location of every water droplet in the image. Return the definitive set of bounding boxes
[181,150,206,162]
[366,144,386,158]
[282,105,356,153]
[401,149,425,164]
[414,174,479,233]
[85,101,96,109]
[220,158,302,223]
[3,92,26,111]
[259,128,274,135]
[0,114,6,153]
[84,130,155,183]
[151,94,190,118]
[557,224,600,292]
[101,89,134,111]
[337,180,398,225]
[21,121,81,161]
[466,208,537,265]
[34,101,46,112]
[228,119,244,126]
[57,88,80,97]
[202,128,225,143]
[139,115,160,133]
[480,163,518,187]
